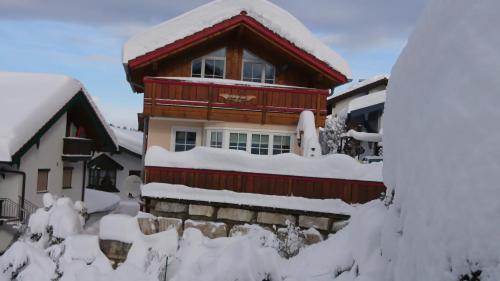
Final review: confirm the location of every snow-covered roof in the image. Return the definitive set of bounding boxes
[328,74,389,101]
[111,127,143,156]
[145,146,382,182]
[123,0,351,79]
[347,90,386,113]
[341,130,382,143]
[142,182,354,215]
[0,72,118,162]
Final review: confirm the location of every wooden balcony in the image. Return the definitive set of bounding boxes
[143,77,328,126]
[62,137,94,161]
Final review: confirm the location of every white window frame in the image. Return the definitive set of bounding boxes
[208,131,223,148]
[191,48,227,79]
[171,127,202,152]
[228,132,249,151]
[241,49,275,84]
[251,134,270,155]
[272,135,292,155]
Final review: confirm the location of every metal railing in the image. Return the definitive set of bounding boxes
[0,197,38,223]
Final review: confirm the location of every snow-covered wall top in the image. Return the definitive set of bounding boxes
[122,0,351,79]
[342,130,382,143]
[111,127,143,156]
[382,0,500,279]
[0,72,118,162]
[145,146,382,182]
[142,182,353,215]
[347,90,386,113]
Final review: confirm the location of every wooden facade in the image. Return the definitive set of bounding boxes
[145,166,385,204]
[144,78,328,126]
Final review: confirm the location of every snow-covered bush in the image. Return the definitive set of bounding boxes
[321,109,347,154]
[382,0,500,280]
[276,221,304,259]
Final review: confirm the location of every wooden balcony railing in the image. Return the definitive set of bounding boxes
[143,78,329,126]
[62,137,94,161]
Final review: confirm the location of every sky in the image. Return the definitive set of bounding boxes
[0,0,427,129]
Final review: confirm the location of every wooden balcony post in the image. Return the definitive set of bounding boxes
[261,90,268,124]
[207,85,213,120]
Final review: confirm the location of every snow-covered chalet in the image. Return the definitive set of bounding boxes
[0,72,118,222]
[123,0,385,203]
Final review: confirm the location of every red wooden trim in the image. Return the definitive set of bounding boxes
[156,99,209,107]
[145,166,384,187]
[144,77,329,96]
[128,14,347,84]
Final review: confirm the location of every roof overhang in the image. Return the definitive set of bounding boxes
[328,77,389,105]
[124,12,348,90]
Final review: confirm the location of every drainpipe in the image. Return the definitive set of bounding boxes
[81,160,87,202]
[0,168,26,221]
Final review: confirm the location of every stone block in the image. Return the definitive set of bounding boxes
[229,224,274,238]
[217,207,255,222]
[99,239,132,266]
[298,215,330,231]
[184,220,227,239]
[189,204,215,218]
[158,217,183,236]
[301,228,324,245]
[331,220,349,233]
[257,212,296,226]
[137,218,159,235]
[154,201,188,213]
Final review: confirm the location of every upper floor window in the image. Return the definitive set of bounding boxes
[191,48,226,79]
[175,131,197,152]
[242,50,275,84]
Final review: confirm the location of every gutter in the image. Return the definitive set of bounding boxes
[0,169,26,221]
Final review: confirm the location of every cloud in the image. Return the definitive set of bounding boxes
[0,0,427,50]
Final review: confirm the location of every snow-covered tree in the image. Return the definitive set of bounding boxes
[321,109,348,154]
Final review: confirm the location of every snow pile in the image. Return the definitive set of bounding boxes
[382,0,500,280]
[342,129,382,143]
[0,242,58,281]
[111,127,143,156]
[145,146,382,182]
[84,188,121,214]
[122,0,351,79]
[27,194,85,246]
[153,77,316,90]
[347,90,386,113]
[142,183,353,215]
[296,111,321,158]
[0,72,118,162]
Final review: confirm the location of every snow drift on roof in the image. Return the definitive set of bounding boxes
[0,72,118,162]
[347,90,386,113]
[329,74,389,100]
[111,127,143,156]
[142,182,353,215]
[122,0,351,79]
[145,146,382,182]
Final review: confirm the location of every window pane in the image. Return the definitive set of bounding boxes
[243,63,253,81]
[214,60,224,78]
[265,64,275,84]
[186,132,196,144]
[175,131,186,143]
[207,48,226,58]
[210,132,222,148]
[175,131,197,152]
[273,135,291,155]
[175,145,185,152]
[229,133,247,151]
[191,59,202,77]
[251,134,269,155]
[205,59,215,76]
[252,63,263,81]
[243,50,259,61]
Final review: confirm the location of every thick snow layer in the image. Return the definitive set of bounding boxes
[142,183,353,215]
[382,0,500,280]
[0,242,57,281]
[296,111,321,158]
[0,72,118,162]
[330,74,388,100]
[84,189,121,214]
[342,129,382,143]
[145,146,383,182]
[347,90,386,113]
[99,214,142,243]
[122,0,351,79]
[111,127,143,156]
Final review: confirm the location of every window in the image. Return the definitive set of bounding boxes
[251,134,269,155]
[175,131,197,152]
[229,133,247,151]
[242,50,275,84]
[191,48,226,79]
[210,131,223,148]
[37,169,49,193]
[62,167,73,189]
[129,170,141,177]
[273,135,291,155]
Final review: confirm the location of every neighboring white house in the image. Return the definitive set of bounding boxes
[86,127,143,198]
[0,72,118,221]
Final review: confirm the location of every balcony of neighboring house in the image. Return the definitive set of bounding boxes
[143,77,329,126]
[62,137,94,161]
